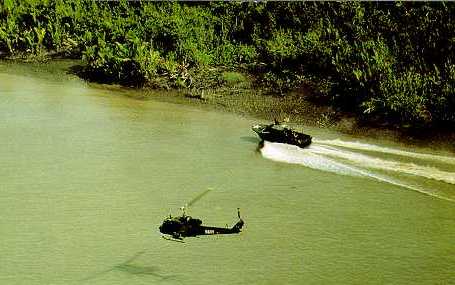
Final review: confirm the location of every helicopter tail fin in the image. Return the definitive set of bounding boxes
[231,219,244,232]
[232,208,244,233]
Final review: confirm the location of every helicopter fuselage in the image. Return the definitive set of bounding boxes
[159,212,244,239]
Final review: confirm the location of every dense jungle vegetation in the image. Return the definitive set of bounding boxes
[1,1,454,129]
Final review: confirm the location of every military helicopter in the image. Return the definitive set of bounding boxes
[159,189,244,241]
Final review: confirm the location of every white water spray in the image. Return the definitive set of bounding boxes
[260,141,455,202]
[311,145,455,185]
[314,139,455,165]
[260,143,361,177]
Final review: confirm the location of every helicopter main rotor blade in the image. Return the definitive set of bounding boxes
[186,188,213,208]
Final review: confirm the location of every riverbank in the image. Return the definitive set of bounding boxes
[2,2,455,130]
[135,86,455,152]
[79,65,455,153]
[2,58,454,152]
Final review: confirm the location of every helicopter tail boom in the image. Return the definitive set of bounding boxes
[200,221,243,235]
[201,211,244,235]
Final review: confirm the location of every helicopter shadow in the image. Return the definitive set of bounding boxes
[79,251,178,283]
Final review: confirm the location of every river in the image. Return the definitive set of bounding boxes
[1,61,454,284]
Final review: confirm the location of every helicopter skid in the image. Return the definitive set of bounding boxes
[162,235,185,243]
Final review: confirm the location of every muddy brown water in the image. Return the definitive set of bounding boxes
[1,61,454,284]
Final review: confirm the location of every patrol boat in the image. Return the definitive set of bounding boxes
[252,120,312,149]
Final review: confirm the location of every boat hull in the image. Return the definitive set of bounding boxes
[252,124,312,149]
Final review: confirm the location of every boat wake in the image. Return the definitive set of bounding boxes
[260,140,455,202]
[314,139,455,165]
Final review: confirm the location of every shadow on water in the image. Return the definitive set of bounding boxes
[80,251,178,283]
[240,136,261,144]
[240,135,264,153]
[67,64,146,87]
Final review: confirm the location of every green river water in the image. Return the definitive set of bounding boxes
[0,61,454,284]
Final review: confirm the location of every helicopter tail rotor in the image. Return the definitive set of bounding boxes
[232,209,244,233]
[231,208,244,233]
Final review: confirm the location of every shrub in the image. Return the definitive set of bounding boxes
[1,1,454,127]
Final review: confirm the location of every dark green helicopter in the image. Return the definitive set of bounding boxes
[159,189,244,241]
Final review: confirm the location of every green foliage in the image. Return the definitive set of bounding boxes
[1,1,454,127]
[371,70,435,123]
[221,71,247,87]
[265,29,300,62]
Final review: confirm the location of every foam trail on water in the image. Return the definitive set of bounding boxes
[314,139,455,165]
[334,160,455,202]
[260,141,455,202]
[260,142,361,177]
[311,145,455,185]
